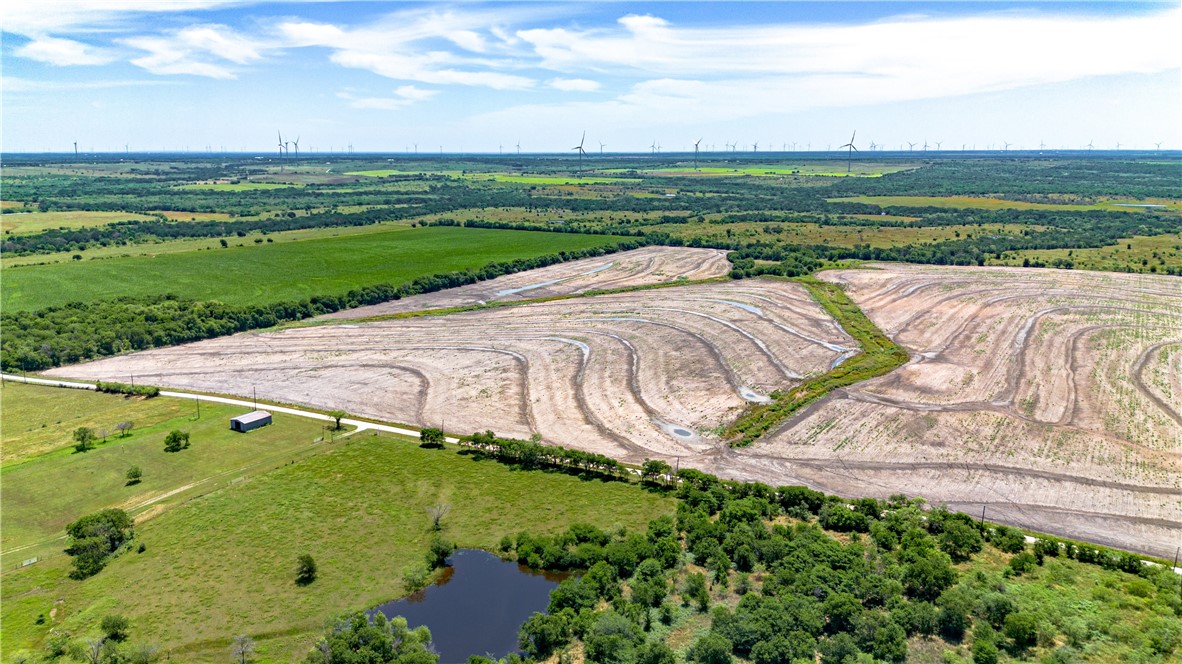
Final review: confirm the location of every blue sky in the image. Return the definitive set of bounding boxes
[3,1,1179,153]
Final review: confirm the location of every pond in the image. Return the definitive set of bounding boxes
[371,549,565,662]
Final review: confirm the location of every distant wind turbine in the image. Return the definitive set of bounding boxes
[868,140,877,151]
[599,141,606,155]
[922,141,929,152]
[1155,142,1163,150]
[572,131,587,166]
[276,131,285,157]
[516,141,521,154]
[292,136,300,156]
[752,141,759,153]
[1087,140,1094,151]
[1039,141,1047,150]
[840,130,858,174]
[693,138,702,169]
[1002,141,1012,152]
[650,140,657,155]
[73,141,78,157]
[934,141,942,150]
[1114,141,1121,150]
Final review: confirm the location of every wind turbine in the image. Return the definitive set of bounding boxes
[935,141,942,150]
[499,143,503,154]
[73,141,78,157]
[292,136,300,156]
[572,131,587,166]
[907,141,916,152]
[650,140,657,155]
[922,141,929,152]
[1086,140,1094,151]
[1114,141,1121,150]
[516,141,521,154]
[1002,141,1012,152]
[277,131,285,157]
[1039,141,1047,151]
[752,141,759,153]
[693,138,702,169]
[868,140,877,151]
[599,141,606,155]
[840,130,858,174]
[1154,142,1163,150]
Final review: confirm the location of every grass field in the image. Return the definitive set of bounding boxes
[828,195,1182,212]
[0,226,628,312]
[0,429,674,662]
[612,163,915,177]
[988,233,1182,273]
[643,220,1037,248]
[0,210,157,235]
[0,383,334,561]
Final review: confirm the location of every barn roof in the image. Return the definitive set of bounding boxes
[231,410,272,424]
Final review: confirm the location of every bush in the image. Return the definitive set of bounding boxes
[426,535,455,569]
[1004,612,1038,649]
[1008,552,1037,575]
[163,430,190,452]
[125,466,143,486]
[65,508,133,578]
[101,614,130,641]
[402,564,430,592]
[295,554,317,585]
[687,632,733,664]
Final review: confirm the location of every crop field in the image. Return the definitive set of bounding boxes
[0,433,674,661]
[0,382,333,562]
[715,265,1182,558]
[1,226,627,311]
[0,210,157,234]
[50,278,854,461]
[325,246,731,319]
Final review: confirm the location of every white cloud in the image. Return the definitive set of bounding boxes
[13,36,116,66]
[337,85,439,111]
[120,24,263,79]
[549,78,600,92]
[0,0,244,37]
[2,76,176,93]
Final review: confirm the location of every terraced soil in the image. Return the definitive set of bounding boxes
[719,265,1181,558]
[50,279,851,461]
[323,246,731,319]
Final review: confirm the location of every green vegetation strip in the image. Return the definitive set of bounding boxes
[727,274,908,446]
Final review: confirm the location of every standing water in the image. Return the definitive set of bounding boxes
[371,549,564,662]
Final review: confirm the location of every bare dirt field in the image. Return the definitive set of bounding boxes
[322,246,731,319]
[50,278,851,461]
[717,265,1181,558]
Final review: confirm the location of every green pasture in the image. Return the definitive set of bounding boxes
[988,233,1182,273]
[827,195,1182,212]
[0,431,674,661]
[0,226,627,312]
[0,383,333,560]
[1,210,157,235]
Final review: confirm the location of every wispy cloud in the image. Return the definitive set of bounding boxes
[549,78,600,93]
[120,24,264,79]
[337,85,439,111]
[2,76,178,93]
[14,36,116,66]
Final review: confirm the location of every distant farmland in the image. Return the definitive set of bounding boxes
[0,226,628,312]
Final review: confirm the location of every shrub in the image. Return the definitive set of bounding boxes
[295,554,317,585]
[163,430,190,452]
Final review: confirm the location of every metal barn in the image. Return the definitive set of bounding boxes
[230,410,272,433]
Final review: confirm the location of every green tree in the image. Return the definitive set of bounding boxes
[683,572,710,611]
[73,426,96,452]
[328,410,347,430]
[162,430,189,453]
[419,427,445,448]
[115,421,134,437]
[426,535,455,569]
[65,508,133,579]
[125,466,143,486]
[636,641,677,664]
[1004,612,1038,649]
[296,554,317,585]
[641,459,672,485]
[584,611,643,664]
[518,611,570,659]
[939,520,984,562]
[687,632,733,664]
[308,613,435,663]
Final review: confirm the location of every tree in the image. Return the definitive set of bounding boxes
[305,612,435,663]
[163,430,190,453]
[519,611,570,659]
[115,421,134,437]
[1004,612,1038,649]
[231,634,254,664]
[636,640,677,664]
[683,572,710,611]
[73,427,97,453]
[939,520,984,562]
[426,503,450,531]
[426,535,455,569]
[101,614,130,641]
[125,466,143,486]
[65,508,133,578]
[328,410,347,430]
[641,459,672,485]
[296,554,317,585]
[419,427,445,448]
[687,632,733,664]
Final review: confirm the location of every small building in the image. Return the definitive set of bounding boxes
[230,410,272,433]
